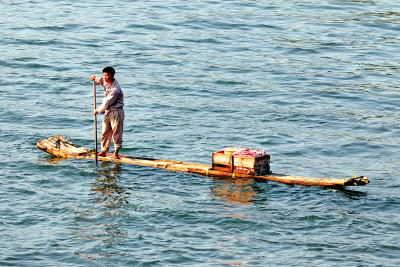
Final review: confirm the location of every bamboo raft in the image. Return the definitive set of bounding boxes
[37,135,369,187]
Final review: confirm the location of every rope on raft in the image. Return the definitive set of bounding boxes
[344,176,368,186]
[53,135,90,156]
[55,136,82,149]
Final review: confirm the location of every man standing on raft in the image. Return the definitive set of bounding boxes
[90,66,124,159]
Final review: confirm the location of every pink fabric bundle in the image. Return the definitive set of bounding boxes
[234,145,266,157]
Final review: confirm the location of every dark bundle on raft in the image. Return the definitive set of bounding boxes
[37,135,369,187]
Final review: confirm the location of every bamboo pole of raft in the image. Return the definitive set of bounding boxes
[93,80,98,164]
[36,135,369,187]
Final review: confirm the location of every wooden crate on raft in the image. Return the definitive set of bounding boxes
[211,149,270,175]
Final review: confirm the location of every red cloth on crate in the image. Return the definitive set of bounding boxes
[234,145,266,157]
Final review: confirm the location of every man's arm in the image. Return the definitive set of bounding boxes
[95,88,120,114]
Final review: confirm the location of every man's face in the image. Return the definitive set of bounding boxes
[103,72,114,83]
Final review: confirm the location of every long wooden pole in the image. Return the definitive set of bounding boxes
[93,80,98,164]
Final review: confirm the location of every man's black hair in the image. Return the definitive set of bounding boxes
[103,66,116,76]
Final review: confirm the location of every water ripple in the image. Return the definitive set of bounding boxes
[1,0,400,266]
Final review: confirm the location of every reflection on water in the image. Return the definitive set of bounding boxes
[41,155,68,164]
[209,178,262,266]
[210,177,260,205]
[327,187,368,200]
[73,162,131,265]
[214,238,250,266]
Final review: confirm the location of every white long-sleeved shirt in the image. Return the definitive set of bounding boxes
[94,77,124,113]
